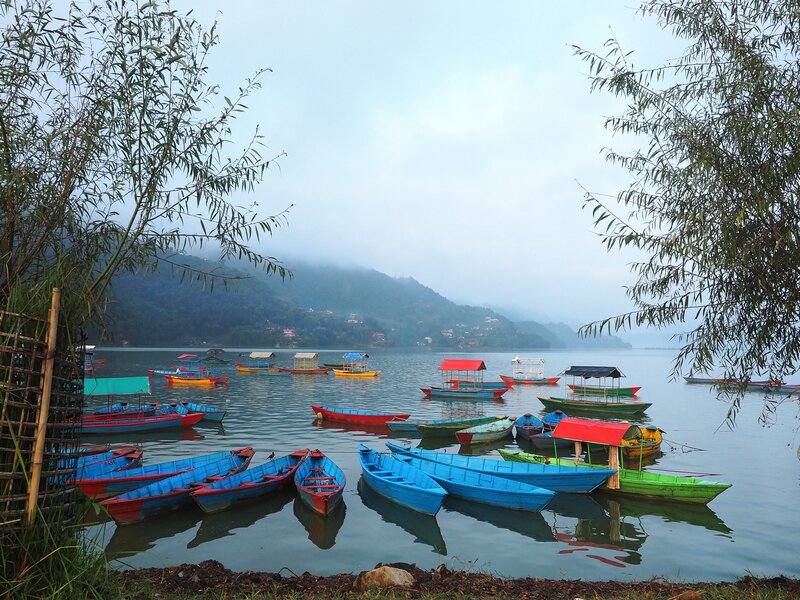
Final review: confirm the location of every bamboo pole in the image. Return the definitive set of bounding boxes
[26,287,61,522]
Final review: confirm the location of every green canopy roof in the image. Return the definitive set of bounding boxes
[83,376,151,396]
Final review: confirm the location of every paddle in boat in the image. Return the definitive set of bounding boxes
[390,452,555,511]
[77,449,252,499]
[537,395,652,416]
[455,417,515,446]
[563,365,642,396]
[416,415,507,437]
[278,352,331,375]
[311,405,411,426]
[192,449,310,513]
[160,400,226,422]
[332,352,381,377]
[358,445,447,516]
[499,448,731,505]
[500,357,560,386]
[386,442,615,493]
[294,449,345,516]
[236,351,278,373]
[100,448,254,525]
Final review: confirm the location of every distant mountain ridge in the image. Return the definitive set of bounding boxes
[100,255,630,350]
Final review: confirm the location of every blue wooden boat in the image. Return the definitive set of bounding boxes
[542,409,568,429]
[160,401,227,422]
[450,379,509,390]
[76,449,250,499]
[294,449,345,516]
[76,451,143,479]
[78,412,204,435]
[101,448,254,525]
[416,415,507,437]
[391,453,554,511]
[422,386,507,400]
[514,413,545,438]
[192,449,310,513]
[357,444,447,516]
[93,403,157,417]
[76,447,141,469]
[386,418,422,432]
[386,442,615,493]
[525,429,574,451]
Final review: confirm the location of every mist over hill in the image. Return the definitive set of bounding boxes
[100,256,630,350]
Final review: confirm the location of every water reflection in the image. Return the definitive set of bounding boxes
[457,438,516,456]
[311,419,391,438]
[596,495,732,535]
[445,496,554,543]
[357,477,447,555]
[547,493,609,521]
[293,497,346,549]
[187,490,294,549]
[89,428,205,443]
[105,508,202,560]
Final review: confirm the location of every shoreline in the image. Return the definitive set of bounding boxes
[117,560,800,599]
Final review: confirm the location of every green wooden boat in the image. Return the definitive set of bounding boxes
[538,395,652,416]
[567,384,641,397]
[417,415,506,437]
[498,449,731,505]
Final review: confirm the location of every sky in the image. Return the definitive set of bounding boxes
[173,2,682,342]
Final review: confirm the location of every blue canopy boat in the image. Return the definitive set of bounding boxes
[294,450,345,516]
[386,442,615,493]
[160,400,227,422]
[192,449,310,513]
[101,448,254,525]
[391,453,554,511]
[77,449,250,499]
[358,445,447,516]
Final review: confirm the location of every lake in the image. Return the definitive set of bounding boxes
[83,347,800,581]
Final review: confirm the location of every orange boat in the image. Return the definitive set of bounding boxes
[164,374,229,386]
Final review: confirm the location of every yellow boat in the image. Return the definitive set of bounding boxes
[331,352,381,378]
[332,368,381,378]
[236,351,277,373]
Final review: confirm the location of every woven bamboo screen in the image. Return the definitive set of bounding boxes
[0,310,83,530]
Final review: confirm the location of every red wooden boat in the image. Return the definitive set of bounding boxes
[500,374,560,386]
[78,412,204,435]
[294,449,345,516]
[311,405,410,425]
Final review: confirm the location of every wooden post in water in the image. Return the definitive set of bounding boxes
[26,288,61,522]
[607,444,620,489]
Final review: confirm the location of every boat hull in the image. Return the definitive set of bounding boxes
[278,367,330,375]
[455,419,514,445]
[417,415,506,437]
[499,450,731,504]
[500,374,560,385]
[423,386,507,400]
[567,384,641,396]
[311,405,410,425]
[294,450,345,516]
[79,412,204,435]
[538,396,652,416]
[332,369,381,378]
[164,375,229,386]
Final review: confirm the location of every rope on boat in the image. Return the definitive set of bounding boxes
[662,437,707,453]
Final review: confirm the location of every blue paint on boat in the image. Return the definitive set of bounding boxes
[76,453,140,479]
[542,410,568,429]
[294,450,345,516]
[192,450,309,513]
[391,453,554,511]
[358,444,447,516]
[160,401,226,422]
[386,442,615,493]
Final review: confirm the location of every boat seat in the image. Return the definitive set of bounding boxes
[304,476,335,481]
[261,474,282,480]
[306,484,340,489]
[369,470,393,475]
[207,476,224,481]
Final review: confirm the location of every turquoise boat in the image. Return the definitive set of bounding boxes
[386,442,614,493]
[416,415,506,437]
[357,445,447,516]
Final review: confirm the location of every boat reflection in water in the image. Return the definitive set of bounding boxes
[105,507,202,561]
[293,496,346,550]
[356,477,447,555]
[444,496,554,543]
[311,418,391,439]
[187,490,294,549]
[456,438,516,457]
[90,427,205,444]
[596,495,732,536]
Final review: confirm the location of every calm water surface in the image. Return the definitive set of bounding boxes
[83,348,800,581]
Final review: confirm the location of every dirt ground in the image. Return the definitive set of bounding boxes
[117,560,800,599]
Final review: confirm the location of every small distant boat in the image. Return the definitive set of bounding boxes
[164,374,229,386]
[236,351,277,373]
[160,401,226,422]
[538,396,652,416]
[391,453,554,511]
[278,352,331,375]
[450,380,508,389]
[499,449,731,505]
[386,418,423,432]
[93,403,157,417]
[192,449,310,513]
[421,358,508,400]
[100,448,254,525]
[331,352,381,378]
[386,442,614,493]
[422,386,507,400]
[416,415,506,437]
[563,366,641,396]
[77,449,248,499]
[455,418,514,446]
[358,445,447,516]
[311,405,410,426]
[745,382,800,394]
[78,412,205,435]
[500,357,560,385]
[567,384,642,396]
[294,450,345,516]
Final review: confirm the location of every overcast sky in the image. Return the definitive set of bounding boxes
[175,2,681,336]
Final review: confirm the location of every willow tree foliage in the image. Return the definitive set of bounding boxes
[575,0,800,423]
[0,0,287,327]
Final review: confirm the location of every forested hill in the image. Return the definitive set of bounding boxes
[101,256,630,350]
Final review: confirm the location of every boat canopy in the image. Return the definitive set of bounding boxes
[562,366,625,379]
[439,359,486,371]
[343,352,368,360]
[84,376,151,397]
[552,417,641,445]
[249,351,275,359]
[294,352,319,359]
